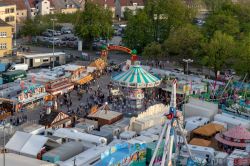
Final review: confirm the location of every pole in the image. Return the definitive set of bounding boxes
[149,121,169,166]
[52,19,55,69]
[3,121,5,166]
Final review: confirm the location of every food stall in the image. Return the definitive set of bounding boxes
[0,98,18,120]
[17,82,47,107]
[89,58,106,77]
[45,77,74,96]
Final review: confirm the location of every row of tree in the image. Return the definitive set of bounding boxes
[124,0,250,79]
[19,12,79,37]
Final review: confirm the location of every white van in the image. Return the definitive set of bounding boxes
[8,64,28,71]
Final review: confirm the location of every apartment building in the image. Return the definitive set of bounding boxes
[0,2,16,31]
[1,0,27,23]
[0,19,12,57]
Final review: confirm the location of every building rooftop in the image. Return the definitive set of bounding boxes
[0,19,12,27]
[0,0,26,10]
[120,0,145,6]
[0,153,56,166]
[52,0,80,10]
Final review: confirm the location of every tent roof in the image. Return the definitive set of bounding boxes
[112,65,161,88]
[193,123,224,137]
[223,125,250,140]
[20,134,48,156]
[5,131,48,157]
[5,131,31,152]
[189,138,212,147]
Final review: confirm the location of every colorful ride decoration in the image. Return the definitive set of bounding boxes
[101,45,138,63]
[96,143,146,166]
[112,64,161,109]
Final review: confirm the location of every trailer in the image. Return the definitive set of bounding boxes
[22,52,66,68]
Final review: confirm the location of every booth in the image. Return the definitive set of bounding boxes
[0,98,18,120]
[45,78,74,96]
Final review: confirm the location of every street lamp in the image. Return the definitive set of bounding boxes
[51,18,57,69]
[182,59,193,75]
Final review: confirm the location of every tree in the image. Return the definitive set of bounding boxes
[234,35,250,79]
[124,10,153,52]
[142,42,163,60]
[204,13,240,38]
[202,31,236,78]
[74,2,113,48]
[145,0,196,42]
[123,8,133,20]
[124,0,196,50]
[163,24,203,59]
[20,18,49,38]
[203,0,231,13]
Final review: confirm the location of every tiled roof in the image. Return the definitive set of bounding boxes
[120,0,145,6]
[90,0,116,7]
[28,0,36,8]
[0,0,22,8]
[52,0,81,9]
[0,19,12,27]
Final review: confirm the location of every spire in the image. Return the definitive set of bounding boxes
[170,79,177,108]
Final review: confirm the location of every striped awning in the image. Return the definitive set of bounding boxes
[77,75,93,85]
[112,65,161,88]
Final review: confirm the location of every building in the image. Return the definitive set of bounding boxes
[36,0,52,15]
[1,0,27,23]
[0,19,12,57]
[0,153,56,166]
[118,0,145,18]
[27,0,38,19]
[39,111,72,129]
[52,0,81,14]
[0,1,16,31]
[88,104,123,126]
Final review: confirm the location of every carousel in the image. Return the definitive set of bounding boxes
[112,60,161,109]
[215,125,250,153]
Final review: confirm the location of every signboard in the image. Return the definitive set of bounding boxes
[108,45,132,54]
[234,158,250,165]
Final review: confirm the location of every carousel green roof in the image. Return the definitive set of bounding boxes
[112,65,161,88]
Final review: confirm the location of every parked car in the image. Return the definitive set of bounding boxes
[48,38,61,44]
[69,37,77,41]
[42,32,52,37]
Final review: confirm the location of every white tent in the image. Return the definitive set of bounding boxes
[20,134,48,157]
[53,128,107,145]
[5,131,48,158]
[184,98,218,120]
[5,131,31,153]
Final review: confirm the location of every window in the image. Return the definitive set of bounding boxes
[43,58,49,62]
[5,8,9,14]
[10,8,15,13]
[0,43,7,50]
[0,32,7,37]
[5,16,15,22]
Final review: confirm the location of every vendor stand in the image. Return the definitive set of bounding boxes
[45,77,74,96]
[0,98,18,120]
[17,82,47,107]
[89,58,106,77]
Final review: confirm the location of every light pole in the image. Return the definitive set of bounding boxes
[51,18,57,69]
[3,120,6,166]
[183,59,193,76]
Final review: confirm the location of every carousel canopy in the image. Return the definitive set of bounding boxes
[223,125,250,140]
[112,65,161,88]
